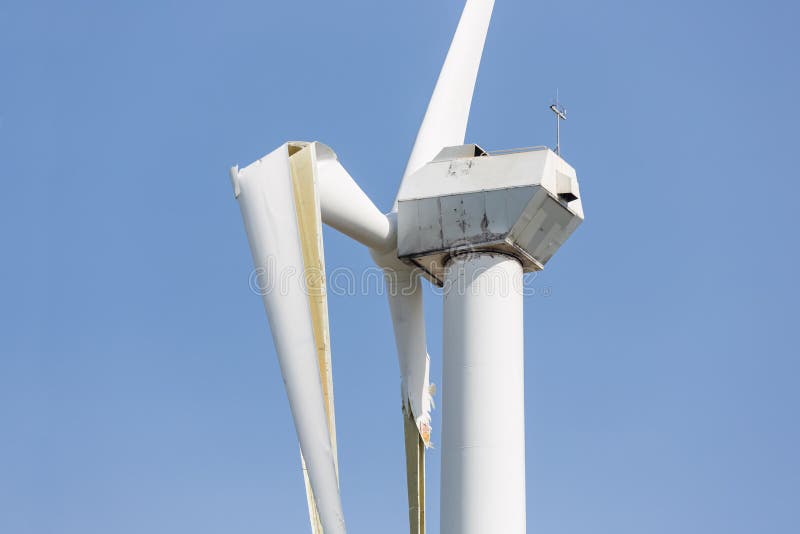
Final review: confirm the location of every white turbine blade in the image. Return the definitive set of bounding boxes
[389,283,432,534]
[314,143,394,251]
[395,0,496,209]
[387,281,433,446]
[371,250,434,446]
[231,143,345,534]
[288,142,339,534]
[370,251,434,534]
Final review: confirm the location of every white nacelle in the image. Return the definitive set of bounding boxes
[397,145,584,285]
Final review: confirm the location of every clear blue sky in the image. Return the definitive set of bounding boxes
[2,1,798,533]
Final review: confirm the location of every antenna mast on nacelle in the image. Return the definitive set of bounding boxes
[550,92,567,155]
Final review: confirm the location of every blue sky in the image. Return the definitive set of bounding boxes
[2,1,798,533]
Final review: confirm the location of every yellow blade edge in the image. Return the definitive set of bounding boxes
[404,407,426,534]
[290,142,338,533]
[301,452,324,534]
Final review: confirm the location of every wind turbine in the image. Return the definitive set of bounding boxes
[228,1,584,533]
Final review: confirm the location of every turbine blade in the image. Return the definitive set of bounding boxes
[231,143,345,534]
[314,143,393,251]
[385,277,433,447]
[372,249,435,534]
[289,143,339,534]
[395,0,496,209]
[404,408,426,534]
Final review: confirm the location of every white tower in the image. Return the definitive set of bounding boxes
[397,145,583,532]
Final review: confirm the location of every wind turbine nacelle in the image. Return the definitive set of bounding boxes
[396,144,584,286]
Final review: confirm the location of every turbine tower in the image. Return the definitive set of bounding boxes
[228,2,584,533]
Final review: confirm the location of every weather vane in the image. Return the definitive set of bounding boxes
[550,91,567,155]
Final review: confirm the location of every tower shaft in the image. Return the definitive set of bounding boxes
[441,253,526,534]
